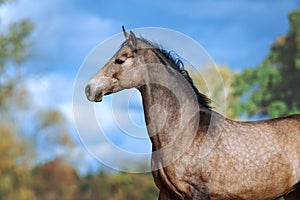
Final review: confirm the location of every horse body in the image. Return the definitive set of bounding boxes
[140,77,300,199]
[150,113,300,199]
[85,27,300,199]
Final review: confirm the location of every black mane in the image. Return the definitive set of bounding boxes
[139,38,212,109]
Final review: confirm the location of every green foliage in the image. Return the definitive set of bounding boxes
[0,20,33,67]
[0,0,13,7]
[77,170,159,200]
[0,18,33,109]
[230,9,300,118]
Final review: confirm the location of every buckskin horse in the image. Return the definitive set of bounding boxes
[85,27,300,200]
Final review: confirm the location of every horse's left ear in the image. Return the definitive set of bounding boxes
[129,31,137,48]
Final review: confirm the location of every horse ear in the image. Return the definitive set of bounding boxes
[129,31,137,47]
[122,25,129,39]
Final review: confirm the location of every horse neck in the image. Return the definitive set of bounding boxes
[138,63,208,151]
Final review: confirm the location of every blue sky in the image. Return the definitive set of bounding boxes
[1,0,299,173]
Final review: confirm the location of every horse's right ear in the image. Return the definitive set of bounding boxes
[128,31,137,48]
[122,25,129,39]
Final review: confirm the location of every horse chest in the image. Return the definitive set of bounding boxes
[152,157,210,199]
[152,166,186,198]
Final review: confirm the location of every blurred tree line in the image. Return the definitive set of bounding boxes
[0,0,76,199]
[31,159,158,200]
[0,0,299,198]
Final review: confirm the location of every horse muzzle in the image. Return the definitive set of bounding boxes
[85,84,105,102]
[85,75,118,102]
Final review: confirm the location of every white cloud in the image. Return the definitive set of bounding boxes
[26,73,72,108]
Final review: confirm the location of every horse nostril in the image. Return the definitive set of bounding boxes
[85,85,91,98]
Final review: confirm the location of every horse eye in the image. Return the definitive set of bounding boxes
[115,58,124,65]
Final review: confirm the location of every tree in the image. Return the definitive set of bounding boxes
[32,159,79,200]
[32,108,75,161]
[0,15,33,111]
[230,9,300,118]
[0,1,75,199]
[0,1,36,199]
[0,0,74,161]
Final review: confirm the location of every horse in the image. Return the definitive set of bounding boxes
[85,27,300,200]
